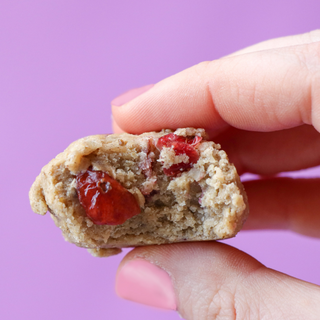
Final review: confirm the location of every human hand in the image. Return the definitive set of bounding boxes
[111,30,320,319]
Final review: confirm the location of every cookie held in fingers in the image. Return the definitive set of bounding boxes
[29,128,248,257]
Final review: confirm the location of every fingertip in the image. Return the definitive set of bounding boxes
[116,242,320,319]
[116,242,261,317]
[115,258,177,310]
[112,64,227,135]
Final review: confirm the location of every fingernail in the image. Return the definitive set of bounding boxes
[116,259,176,310]
[111,84,154,106]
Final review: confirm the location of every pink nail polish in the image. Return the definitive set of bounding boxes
[111,84,154,106]
[116,259,176,310]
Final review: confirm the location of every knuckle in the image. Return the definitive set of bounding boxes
[294,42,320,74]
[307,29,320,42]
[208,288,237,320]
[192,60,213,77]
[180,285,239,320]
[195,60,212,69]
[289,42,320,126]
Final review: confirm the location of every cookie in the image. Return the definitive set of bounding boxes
[29,128,248,257]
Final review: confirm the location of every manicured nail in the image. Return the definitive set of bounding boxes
[116,259,176,310]
[111,84,154,106]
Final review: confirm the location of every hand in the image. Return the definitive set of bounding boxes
[111,30,320,319]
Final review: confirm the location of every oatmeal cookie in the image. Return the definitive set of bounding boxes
[29,128,248,257]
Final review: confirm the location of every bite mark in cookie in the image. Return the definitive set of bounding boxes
[29,128,249,257]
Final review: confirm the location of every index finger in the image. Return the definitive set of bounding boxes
[112,42,320,137]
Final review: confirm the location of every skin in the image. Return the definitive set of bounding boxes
[112,30,320,319]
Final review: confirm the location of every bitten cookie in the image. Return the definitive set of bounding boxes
[29,128,248,257]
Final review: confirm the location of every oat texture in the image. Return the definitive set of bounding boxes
[29,128,248,257]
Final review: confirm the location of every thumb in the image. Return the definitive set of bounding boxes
[115,242,320,319]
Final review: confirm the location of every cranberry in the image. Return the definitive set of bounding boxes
[156,133,202,149]
[156,133,185,149]
[76,168,141,225]
[156,133,202,177]
[187,135,202,147]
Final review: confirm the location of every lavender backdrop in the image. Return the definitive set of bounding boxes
[1,1,319,319]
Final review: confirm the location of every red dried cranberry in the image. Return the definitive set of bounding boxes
[187,135,202,147]
[156,133,185,149]
[76,168,140,225]
[156,133,202,177]
[156,133,202,149]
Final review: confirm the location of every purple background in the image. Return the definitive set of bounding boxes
[1,1,320,319]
